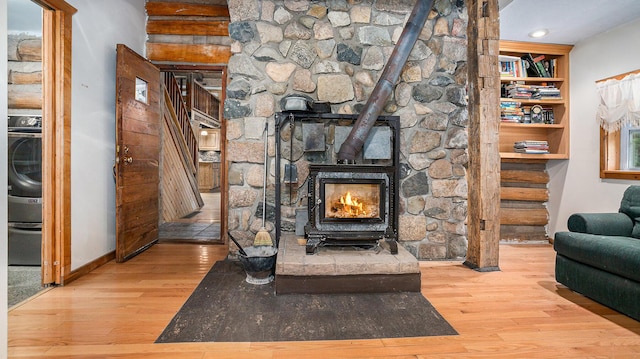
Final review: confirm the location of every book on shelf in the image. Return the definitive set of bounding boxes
[500,101,524,122]
[518,53,557,78]
[499,55,524,78]
[513,140,549,154]
[521,53,542,77]
[502,83,561,100]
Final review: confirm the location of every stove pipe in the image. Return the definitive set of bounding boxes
[337,0,434,162]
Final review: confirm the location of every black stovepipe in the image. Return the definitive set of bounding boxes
[337,0,434,162]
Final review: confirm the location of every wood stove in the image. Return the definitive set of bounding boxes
[274,112,400,255]
[305,164,397,254]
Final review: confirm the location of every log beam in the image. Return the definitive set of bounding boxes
[146,43,231,64]
[500,209,548,226]
[146,20,229,36]
[145,2,230,17]
[465,0,501,271]
[500,187,549,202]
[8,70,43,85]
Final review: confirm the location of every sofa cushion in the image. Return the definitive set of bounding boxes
[567,213,633,236]
[554,231,640,283]
[619,185,640,238]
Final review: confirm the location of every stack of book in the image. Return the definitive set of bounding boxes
[505,83,535,99]
[532,86,561,99]
[514,140,549,154]
[503,84,561,100]
[500,101,524,123]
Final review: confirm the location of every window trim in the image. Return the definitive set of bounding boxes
[600,128,640,179]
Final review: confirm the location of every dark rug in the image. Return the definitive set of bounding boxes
[156,260,457,343]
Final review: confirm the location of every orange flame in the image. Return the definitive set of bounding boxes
[338,192,366,216]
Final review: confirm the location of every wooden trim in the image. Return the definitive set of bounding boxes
[40,2,73,286]
[601,170,640,180]
[599,126,640,180]
[597,68,640,83]
[33,0,77,14]
[499,40,573,56]
[219,68,228,245]
[64,251,116,285]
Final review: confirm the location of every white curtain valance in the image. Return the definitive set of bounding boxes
[596,72,640,133]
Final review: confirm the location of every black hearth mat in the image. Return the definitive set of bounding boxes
[156,260,457,343]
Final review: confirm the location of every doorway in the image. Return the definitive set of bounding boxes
[7,0,44,307]
[157,67,227,244]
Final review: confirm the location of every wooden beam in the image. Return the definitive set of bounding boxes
[8,70,43,85]
[464,0,501,271]
[8,88,42,109]
[145,2,229,17]
[146,42,231,64]
[500,208,548,226]
[17,38,42,61]
[146,20,229,36]
[500,187,549,202]
[501,169,549,184]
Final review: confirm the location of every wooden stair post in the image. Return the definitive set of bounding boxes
[465,0,501,271]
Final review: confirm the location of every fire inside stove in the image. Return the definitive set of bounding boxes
[320,178,385,224]
[305,164,398,254]
[324,183,380,219]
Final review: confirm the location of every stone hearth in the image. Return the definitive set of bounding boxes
[275,234,421,294]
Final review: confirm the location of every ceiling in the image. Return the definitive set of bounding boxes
[500,0,640,45]
[8,0,640,46]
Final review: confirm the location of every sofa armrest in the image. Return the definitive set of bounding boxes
[567,213,634,236]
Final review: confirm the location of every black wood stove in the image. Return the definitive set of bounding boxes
[274,112,400,255]
[305,164,398,254]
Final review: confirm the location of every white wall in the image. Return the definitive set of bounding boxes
[1,1,9,357]
[69,0,146,269]
[547,18,640,235]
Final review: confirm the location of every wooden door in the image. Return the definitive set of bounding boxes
[115,44,161,262]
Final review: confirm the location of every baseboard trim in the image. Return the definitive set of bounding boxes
[63,250,115,285]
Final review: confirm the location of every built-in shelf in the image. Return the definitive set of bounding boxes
[499,40,572,161]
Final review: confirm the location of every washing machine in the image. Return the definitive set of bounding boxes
[8,115,43,266]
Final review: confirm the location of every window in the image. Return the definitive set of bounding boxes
[600,128,640,179]
[597,70,640,180]
[620,125,640,170]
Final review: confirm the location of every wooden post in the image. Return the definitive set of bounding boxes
[464,0,501,271]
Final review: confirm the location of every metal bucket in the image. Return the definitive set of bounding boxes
[237,246,278,285]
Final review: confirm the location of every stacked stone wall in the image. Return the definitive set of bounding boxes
[225,0,469,260]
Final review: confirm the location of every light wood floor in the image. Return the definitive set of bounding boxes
[8,244,640,358]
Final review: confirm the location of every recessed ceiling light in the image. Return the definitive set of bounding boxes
[528,29,549,38]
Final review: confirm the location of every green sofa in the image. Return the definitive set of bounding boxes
[554,186,640,321]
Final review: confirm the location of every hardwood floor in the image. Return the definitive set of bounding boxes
[8,244,640,358]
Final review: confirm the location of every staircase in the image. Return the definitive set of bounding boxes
[160,72,220,221]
